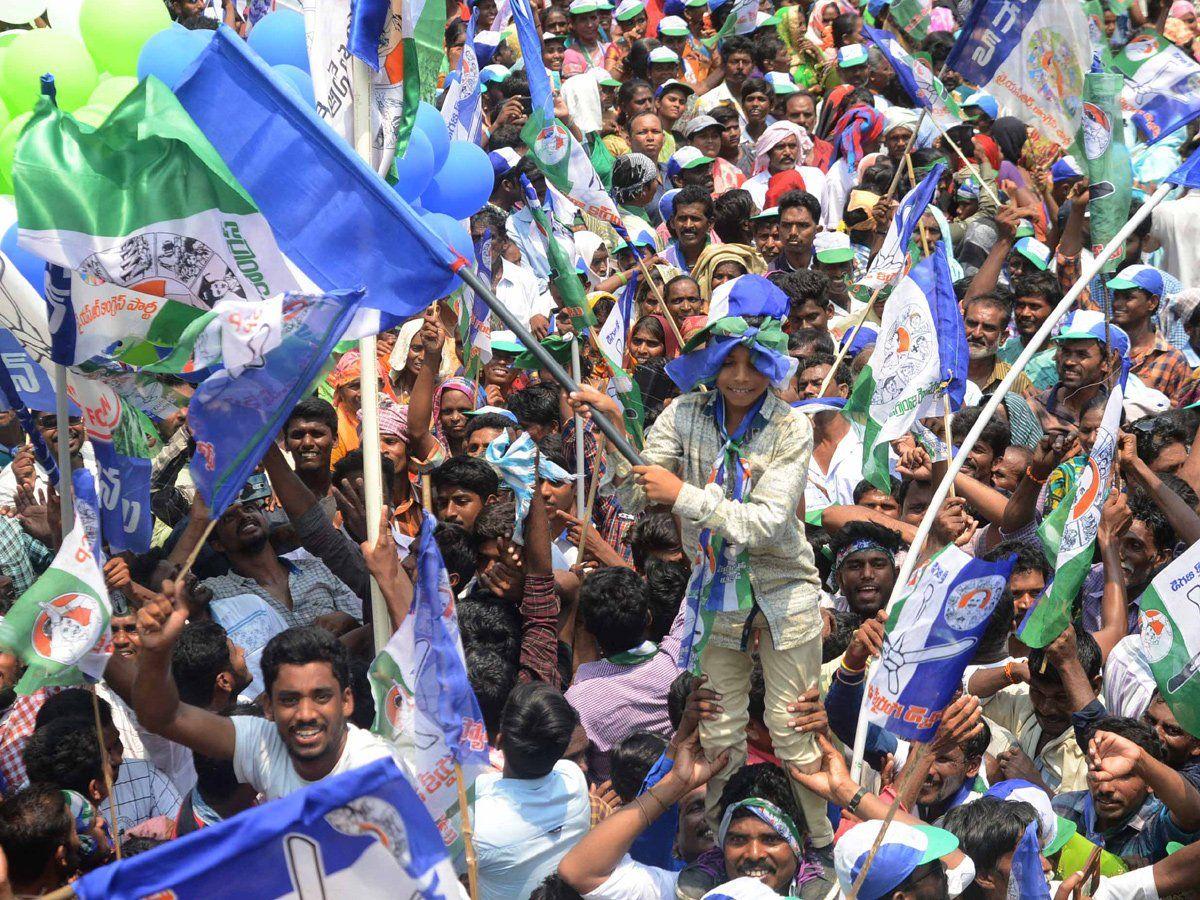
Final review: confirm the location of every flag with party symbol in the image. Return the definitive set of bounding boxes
[1137,541,1200,738]
[1078,72,1131,273]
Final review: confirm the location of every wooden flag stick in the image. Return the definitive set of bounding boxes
[942,394,956,500]
[577,438,606,560]
[455,761,479,900]
[91,689,122,860]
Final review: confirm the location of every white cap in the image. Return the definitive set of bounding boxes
[658,14,690,35]
[648,46,681,64]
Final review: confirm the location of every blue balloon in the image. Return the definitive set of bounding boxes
[1,223,44,296]
[414,101,450,170]
[137,27,208,89]
[246,10,309,72]
[273,64,315,108]
[421,140,494,220]
[392,128,435,202]
[422,212,473,298]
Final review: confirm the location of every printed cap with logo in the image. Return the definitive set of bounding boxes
[1052,309,1130,357]
[834,820,960,900]
[985,779,1076,856]
[1014,237,1051,271]
[1106,264,1180,298]
[813,231,855,264]
[615,0,646,20]
[667,146,715,181]
[837,43,869,68]
[765,71,799,95]
[658,14,691,35]
[656,77,695,98]
[648,46,682,64]
[489,330,525,354]
[488,147,523,178]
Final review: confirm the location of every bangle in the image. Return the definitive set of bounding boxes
[1025,465,1048,485]
[632,795,652,827]
[617,271,629,286]
[1004,661,1017,685]
[846,786,868,814]
[643,787,668,813]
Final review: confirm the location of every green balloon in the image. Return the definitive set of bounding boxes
[72,104,111,129]
[0,29,98,115]
[0,32,21,51]
[88,75,137,109]
[0,98,9,136]
[0,112,33,196]
[79,0,170,77]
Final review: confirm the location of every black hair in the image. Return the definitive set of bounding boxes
[172,621,233,710]
[962,719,991,762]
[852,477,901,502]
[1085,716,1165,762]
[194,704,264,803]
[920,30,957,70]
[952,406,1011,459]
[466,648,517,737]
[507,383,562,429]
[498,73,529,100]
[630,508,682,573]
[1149,473,1198,509]
[716,762,805,837]
[795,352,852,390]
[610,731,669,802]
[285,397,338,437]
[473,497,517,543]
[1010,271,1062,307]
[580,567,650,656]
[668,670,698,730]
[23,719,104,797]
[434,522,477,590]
[719,34,755,61]
[485,124,524,151]
[713,189,756,244]
[617,77,653,124]
[823,608,860,663]
[707,103,739,126]
[332,450,396,501]
[463,412,514,442]
[1133,415,1192,465]
[348,657,375,729]
[778,270,831,310]
[120,836,167,857]
[0,785,73,887]
[432,454,501,500]
[642,556,689,644]
[942,797,1039,886]
[459,592,522,661]
[752,35,785,72]
[261,626,351,697]
[1129,495,1178,556]
[498,683,578,778]
[777,189,821,224]
[787,327,836,355]
[673,184,715,222]
[35,688,114,731]
[739,76,770,101]
[631,313,667,348]
[829,521,904,559]
[832,12,859,43]
[985,539,1052,580]
[1029,621,1102,682]
[532,873,586,900]
[858,160,895,194]
[963,291,1014,320]
[626,38,661,81]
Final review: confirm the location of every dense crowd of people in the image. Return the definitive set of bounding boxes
[0,0,1199,897]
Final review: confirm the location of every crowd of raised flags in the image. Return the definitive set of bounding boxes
[0,0,1198,897]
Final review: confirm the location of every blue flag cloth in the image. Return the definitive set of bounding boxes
[865,545,1016,742]
[189,290,363,519]
[174,27,463,318]
[443,11,485,144]
[1165,146,1200,189]
[0,330,60,415]
[0,358,58,483]
[73,758,461,900]
[510,0,555,121]
[1010,822,1051,899]
[349,0,391,68]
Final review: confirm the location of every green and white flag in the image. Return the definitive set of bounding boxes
[14,78,305,313]
[398,0,448,155]
[1139,542,1200,738]
[1079,72,1131,273]
[1020,369,1125,648]
[0,515,111,695]
[1114,31,1200,141]
[887,0,931,44]
[595,286,645,449]
[702,0,757,48]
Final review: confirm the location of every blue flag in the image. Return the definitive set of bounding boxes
[73,758,461,900]
[0,358,58,484]
[189,290,363,519]
[0,330,59,414]
[865,545,1016,742]
[173,27,463,318]
[862,26,961,128]
[859,163,945,290]
[349,0,392,67]
[1010,822,1051,899]
[442,11,484,145]
[1165,145,1200,189]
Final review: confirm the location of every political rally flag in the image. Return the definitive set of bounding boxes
[73,757,461,900]
[843,243,968,493]
[511,0,624,227]
[1020,364,1127,648]
[1114,31,1200,142]
[865,544,1015,742]
[1082,0,1114,69]
[0,513,111,695]
[1164,144,1200,190]
[1078,72,1132,273]
[863,26,962,128]
[370,513,490,862]
[946,0,1091,147]
[595,274,645,449]
[0,357,59,483]
[442,11,484,145]
[13,78,303,316]
[858,162,945,291]
[188,290,363,519]
[522,178,596,333]
[174,26,463,319]
[702,0,758,47]
[1010,822,1052,900]
[1137,541,1200,738]
[459,232,494,381]
[887,0,932,44]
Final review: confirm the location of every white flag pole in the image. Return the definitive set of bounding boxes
[848,181,1172,780]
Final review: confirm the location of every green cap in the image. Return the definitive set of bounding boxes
[513,334,575,370]
[1045,817,1077,857]
[489,330,525,354]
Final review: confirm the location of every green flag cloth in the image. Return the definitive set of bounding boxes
[1079,72,1131,273]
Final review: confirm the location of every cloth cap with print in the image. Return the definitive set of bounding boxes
[541,29,567,42]
[615,0,646,19]
[962,91,999,120]
[765,71,799,95]
[489,147,523,178]
[837,43,869,68]
[1050,155,1083,182]
[648,45,681,64]
[667,145,714,181]
[659,13,692,35]
[813,230,855,264]
[1051,309,1130,357]
[835,820,960,900]
[489,329,525,354]
[985,779,1077,856]
[1014,236,1051,271]
[701,876,782,899]
[1106,263,1180,299]
[474,29,503,66]
[658,187,682,223]
[480,64,511,87]
[569,0,602,13]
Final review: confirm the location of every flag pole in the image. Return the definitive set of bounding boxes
[350,57,392,655]
[91,689,122,860]
[848,180,1173,779]
[570,335,587,518]
[455,761,479,900]
[929,117,1002,206]
[577,436,605,559]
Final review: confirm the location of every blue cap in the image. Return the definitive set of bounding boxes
[665,145,713,181]
[1053,310,1130,357]
[1050,155,1083,182]
[835,821,960,900]
[488,147,522,178]
[658,187,681,224]
[707,274,789,321]
[1106,263,1180,298]
[663,0,686,13]
[841,322,878,356]
[963,91,999,121]
[955,178,981,200]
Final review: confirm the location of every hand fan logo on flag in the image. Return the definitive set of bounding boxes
[1081,102,1112,160]
[534,122,571,165]
[32,591,106,665]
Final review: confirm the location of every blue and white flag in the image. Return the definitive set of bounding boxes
[174,26,461,318]
[0,357,58,484]
[485,430,576,544]
[1164,144,1200,189]
[371,513,491,864]
[73,757,461,900]
[858,163,945,291]
[189,290,363,519]
[462,231,493,378]
[946,0,1091,147]
[863,26,961,128]
[442,11,484,145]
[865,544,1015,742]
[1010,822,1051,899]
[1116,33,1200,143]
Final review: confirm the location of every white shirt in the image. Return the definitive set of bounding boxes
[494,260,554,331]
[0,442,97,508]
[473,759,591,900]
[582,855,678,900]
[804,422,866,515]
[209,593,291,701]
[231,717,397,801]
[742,166,827,213]
[1150,191,1200,288]
[99,682,196,795]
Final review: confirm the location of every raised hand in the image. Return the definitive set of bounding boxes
[843,610,887,671]
[137,578,190,655]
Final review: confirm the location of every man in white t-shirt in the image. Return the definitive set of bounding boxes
[133,581,396,801]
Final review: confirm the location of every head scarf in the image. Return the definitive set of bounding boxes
[485,430,577,544]
[690,243,768,301]
[575,230,609,286]
[831,105,884,170]
[432,377,485,446]
[816,84,856,139]
[990,117,1028,164]
[718,798,803,859]
[752,121,814,176]
[765,169,808,208]
[883,106,919,136]
[634,313,681,358]
[970,134,1002,172]
[1000,393,1044,449]
[612,152,660,204]
[388,317,457,387]
[328,349,362,391]
[1171,0,1196,14]
[376,400,409,440]
[666,316,795,391]
[835,537,896,573]
[928,5,956,31]
[922,205,965,281]
[805,0,856,51]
